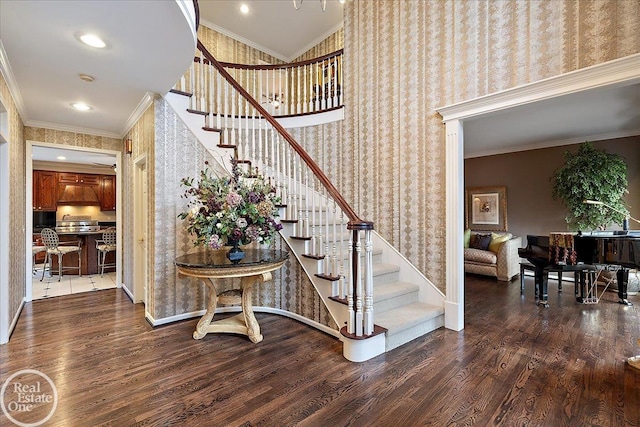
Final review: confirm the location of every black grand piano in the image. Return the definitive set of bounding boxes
[518,231,639,307]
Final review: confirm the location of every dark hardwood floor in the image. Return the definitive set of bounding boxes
[1,274,639,426]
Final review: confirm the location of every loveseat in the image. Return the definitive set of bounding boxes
[464,230,522,281]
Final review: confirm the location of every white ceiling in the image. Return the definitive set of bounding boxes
[32,146,116,168]
[198,0,344,62]
[0,0,196,139]
[463,82,640,158]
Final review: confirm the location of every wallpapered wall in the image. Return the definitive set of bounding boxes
[149,97,336,328]
[122,103,155,301]
[342,0,640,292]
[1,73,25,335]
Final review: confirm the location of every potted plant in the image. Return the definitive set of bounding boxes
[178,159,283,263]
[552,141,629,231]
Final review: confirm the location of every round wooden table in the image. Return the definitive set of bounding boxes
[175,249,288,343]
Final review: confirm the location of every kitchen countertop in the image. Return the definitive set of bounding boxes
[33,230,108,235]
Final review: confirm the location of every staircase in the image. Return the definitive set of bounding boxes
[164,40,445,361]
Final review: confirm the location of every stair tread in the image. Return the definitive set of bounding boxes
[374,302,444,334]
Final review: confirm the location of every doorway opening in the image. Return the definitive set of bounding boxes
[27,141,122,302]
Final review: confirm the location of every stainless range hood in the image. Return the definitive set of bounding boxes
[57,185,100,205]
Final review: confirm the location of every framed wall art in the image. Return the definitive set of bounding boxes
[465,186,508,231]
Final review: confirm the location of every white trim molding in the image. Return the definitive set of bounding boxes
[437,53,640,122]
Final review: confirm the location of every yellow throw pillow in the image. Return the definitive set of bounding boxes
[464,229,471,248]
[488,232,511,253]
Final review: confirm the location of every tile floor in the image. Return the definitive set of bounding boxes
[32,263,116,300]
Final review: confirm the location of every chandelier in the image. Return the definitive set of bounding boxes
[293,0,333,12]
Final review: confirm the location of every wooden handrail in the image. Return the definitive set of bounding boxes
[197,40,370,229]
[219,49,344,71]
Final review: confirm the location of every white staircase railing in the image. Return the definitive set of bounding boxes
[174,40,375,338]
[176,49,343,118]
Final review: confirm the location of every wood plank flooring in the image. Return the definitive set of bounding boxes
[1,274,639,426]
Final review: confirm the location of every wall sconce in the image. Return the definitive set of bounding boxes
[125,138,132,155]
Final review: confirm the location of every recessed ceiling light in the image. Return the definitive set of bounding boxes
[79,33,106,48]
[71,102,92,111]
[240,4,249,14]
[57,156,66,160]
[79,73,95,82]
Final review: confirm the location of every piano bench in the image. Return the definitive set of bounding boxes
[520,262,564,294]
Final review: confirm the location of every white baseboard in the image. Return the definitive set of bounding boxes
[5,298,25,343]
[145,305,340,339]
[121,284,134,302]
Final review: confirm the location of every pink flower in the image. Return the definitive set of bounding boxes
[226,191,242,208]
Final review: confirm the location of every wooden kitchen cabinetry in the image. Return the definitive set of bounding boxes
[33,170,57,211]
[100,175,116,211]
[58,172,100,186]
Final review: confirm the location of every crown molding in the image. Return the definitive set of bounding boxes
[122,92,155,137]
[437,53,640,122]
[24,119,122,140]
[200,20,289,63]
[288,22,343,61]
[0,40,27,121]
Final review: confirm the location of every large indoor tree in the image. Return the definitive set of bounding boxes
[552,141,629,231]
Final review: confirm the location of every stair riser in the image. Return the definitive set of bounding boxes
[385,315,445,352]
[373,270,400,287]
[374,290,419,314]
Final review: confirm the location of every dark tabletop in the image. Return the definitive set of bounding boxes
[174,249,288,269]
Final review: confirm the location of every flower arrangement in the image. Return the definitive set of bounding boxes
[178,160,283,250]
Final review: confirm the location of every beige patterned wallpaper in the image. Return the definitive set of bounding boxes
[1,73,26,332]
[24,128,122,150]
[198,25,285,65]
[122,102,155,301]
[341,0,640,293]
[293,28,344,62]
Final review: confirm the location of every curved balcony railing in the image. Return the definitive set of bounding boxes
[178,49,343,118]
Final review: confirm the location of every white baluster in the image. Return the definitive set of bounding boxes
[332,199,338,277]
[200,56,206,114]
[296,66,301,115]
[189,56,195,110]
[364,229,374,335]
[347,230,354,334]
[207,64,213,128]
[334,56,340,107]
[304,169,310,238]
[324,193,330,275]
[355,231,363,336]
[310,178,317,256]
[339,211,346,299]
[216,73,222,130]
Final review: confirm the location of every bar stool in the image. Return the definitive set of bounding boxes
[96,228,116,277]
[40,228,82,282]
[32,245,46,275]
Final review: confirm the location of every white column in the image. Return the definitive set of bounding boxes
[445,119,464,331]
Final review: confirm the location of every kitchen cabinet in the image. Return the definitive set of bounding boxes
[33,170,57,211]
[57,172,102,206]
[100,175,116,211]
[58,172,100,186]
